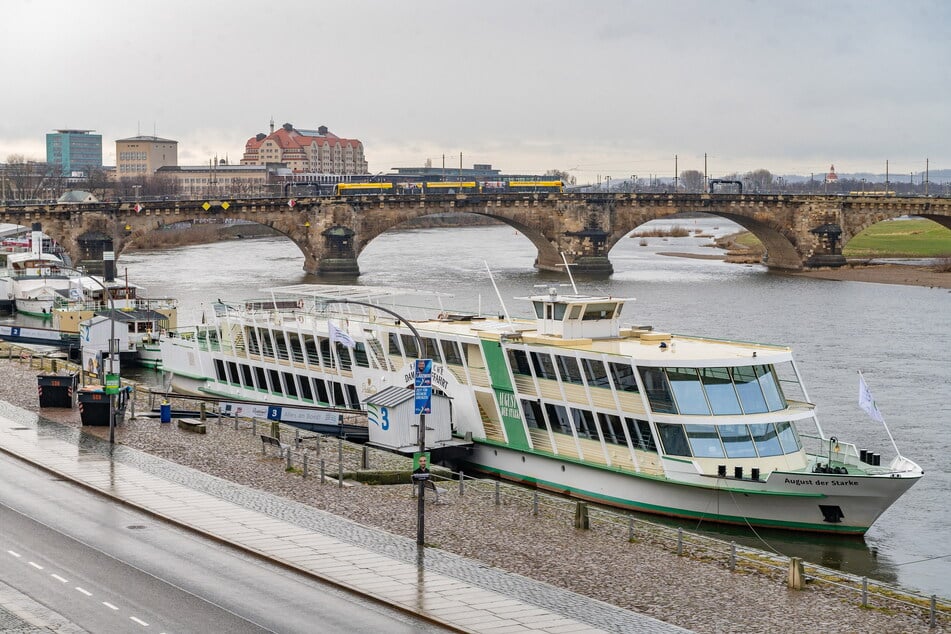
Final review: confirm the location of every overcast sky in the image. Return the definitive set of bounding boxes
[2,0,948,184]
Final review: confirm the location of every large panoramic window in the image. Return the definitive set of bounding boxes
[719,424,757,458]
[699,367,742,415]
[441,339,464,365]
[521,399,546,430]
[609,361,639,392]
[656,423,690,457]
[582,358,609,388]
[756,365,786,411]
[684,424,724,458]
[555,355,585,385]
[544,403,573,435]
[626,418,657,452]
[667,368,710,415]
[507,349,531,376]
[732,366,769,414]
[639,367,676,413]
[749,423,784,457]
[531,352,557,381]
[776,421,801,453]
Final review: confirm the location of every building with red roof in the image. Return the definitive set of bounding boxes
[241,122,368,175]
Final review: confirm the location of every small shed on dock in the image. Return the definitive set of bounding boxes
[364,386,452,452]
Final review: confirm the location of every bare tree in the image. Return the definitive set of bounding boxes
[544,169,577,185]
[679,170,704,192]
[5,154,55,201]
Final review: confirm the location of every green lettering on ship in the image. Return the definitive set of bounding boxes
[480,339,530,450]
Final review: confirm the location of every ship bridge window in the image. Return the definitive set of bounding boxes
[441,339,463,365]
[700,367,742,415]
[638,367,676,413]
[532,301,544,319]
[582,358,609,388]
[609,362,639,392]
[544,403,573,435]
[507,349,531,375]
[531,352,557,380]
[749,423,784,457]
[568,305,583,320]
[552,303,567,320]
[719,424,757,458]
[556,355,584,385]
[685,424,724,458]
[732,366,768,414]
[668,368,711,415]
[656,423,690,457]
[582,302,618,320]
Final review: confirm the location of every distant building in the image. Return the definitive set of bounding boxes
[46,129,102,177]
[156,164,270,197]
[825,164,838,184]
[240,122,368,175]
[115,135,178,180]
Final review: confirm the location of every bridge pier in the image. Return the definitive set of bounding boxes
[536,255,613,276]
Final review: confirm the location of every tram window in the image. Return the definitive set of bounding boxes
[299,374,314,401]
[544,403,573,435]
[582,358,609,388]
[254,366,267,391]
[314,378,329,403]
[507,349,531,375]
[556,355,584,385]
[531,352,557,380]
[656,423,691,457]
[282,372,298,398]
[776,421,802,453]
[241,364,254,387]
[732,366,768,413]
[667,368,710,415]
[521,399,545,430]
[719,424,757,458]
[441,339,463,365]
[638,367,676,413]
[388,332,402,356]
[400,334,419,358]
[268,369,282,394]
[749,423,784,457]
[353,342,369,368]
[227,362,240,385]
[609,362,639,392]
[685,424,724,458]
[756,365,786,411]
[700,367,742,415]
[214,359,226,382]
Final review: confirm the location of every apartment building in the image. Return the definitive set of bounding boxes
[115,135,178,180]
[240,123,368,174]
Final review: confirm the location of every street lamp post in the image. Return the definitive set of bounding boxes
[319,298,429,546]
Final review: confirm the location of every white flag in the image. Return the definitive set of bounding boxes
[329,321,355,349]
[858,373,884,423]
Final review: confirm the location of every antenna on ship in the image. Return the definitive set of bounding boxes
[483,260,512,323]
[559,252,579,294]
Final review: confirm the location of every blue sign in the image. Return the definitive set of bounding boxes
[414,358,432,414]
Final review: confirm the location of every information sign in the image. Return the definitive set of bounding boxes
[104,373,121,395]
[414,358,432,414]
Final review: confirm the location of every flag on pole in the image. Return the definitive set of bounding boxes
[858,372,884,423]
[329,321,355,349]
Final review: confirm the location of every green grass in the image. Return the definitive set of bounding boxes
[843,218,951,258]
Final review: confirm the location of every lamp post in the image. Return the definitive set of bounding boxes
[58,264,117,444]
[319,298,428,546]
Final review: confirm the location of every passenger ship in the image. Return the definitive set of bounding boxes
[159,284,923,534]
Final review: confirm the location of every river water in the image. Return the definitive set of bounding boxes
[15,217,951,598]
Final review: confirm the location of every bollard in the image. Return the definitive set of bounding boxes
[199,402,206,421]
[532,490,539,517]
[303,453,308,478]
[295,429,300,446]
[458,471,465,496]
[233,413,238,430]
[677,528,683,556]
[862,576,868,607]
[573,501,590,530]
[729,541,736,571]
[494,481,500,506]
[285,447,292,471]
[361,446,369,469]
[315,433,321,457]
[251,418,257,436]
[787,557,806,590]
[629,517,635,542]
[337,436,343,488]
[320,459,325,483]
[261,440,266,456]
[270,421,280,441]
[931,595,937,629]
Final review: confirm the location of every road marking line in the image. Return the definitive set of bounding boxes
[7,550,21,558]
[75,587,92,596]
[102,602,119,610]
[51,574,68,583]
[130,616,149,626]
[28,561,43,570]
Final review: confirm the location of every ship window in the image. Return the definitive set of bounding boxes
[626,418,657,452]
[273,331,290,361]
[246,328,260,353]
[582,302,616,320]
[268,369,282,394]
[732,366,768,413]
[441,339,463,365]
[667,368,710,415]
[346,384,359,407]
[254,366,267,390]
[314,378,329,403]
[656,423,690,456]
[282,372,298,398]
[638,367,676,413]
[318,338,335,368]
[684,424,724,458]
[756,365,786,411]
[422,338,441,362]
[331,382,345,406]
[241,364,254,387]
[303,335,320,365]
[400,334,419,358]
[289,334,305,363]
[521,399,545,430]
[353,342,369,368]
[552,303,567,320]
[556,355,584,385]
[568,305,583,320]
[227,362,240,385]
[598,413,626,445]
[544,403,572,435]
[700,367,742,415]
[570,408,596,439]
[582,358,609,388]
[214,359,226,382]
[531,352,557,380]
[776,421,801,453]
[719,424,757,458]
[507,349,531,375]
[388,332,402,356]
[609,362,639,392]
[335,343,353,370]
[259,330,273,356]
[749,423,784,457]
[299,375,313,401]
[532,301,544,318]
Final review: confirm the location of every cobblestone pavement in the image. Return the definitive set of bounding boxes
[0,580,87,633]
[0,356,946,633]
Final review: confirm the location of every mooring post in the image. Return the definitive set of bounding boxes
[532,490,539,517]
[862,577,868,607]
[320,459,325,483]
[494,481,500,506]
[787,557,806,590]
[729,541,736,571]
[677,528,683,556]
[628,517,635,541]
[457,470,465,496]
[199,402,206,421]
[302,453,308,478]
[361,445,369,469]
[574,501,589,530]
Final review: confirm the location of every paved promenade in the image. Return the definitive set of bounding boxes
[0,409,688,634]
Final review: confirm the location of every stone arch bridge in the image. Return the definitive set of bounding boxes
[2,193,950,275]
